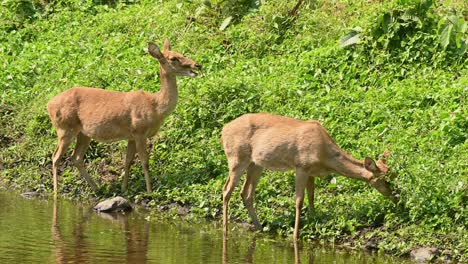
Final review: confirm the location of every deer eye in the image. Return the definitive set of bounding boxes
[170,57,179,62]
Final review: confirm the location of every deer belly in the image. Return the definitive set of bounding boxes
[252,150,295,171]
[81,124,130,142]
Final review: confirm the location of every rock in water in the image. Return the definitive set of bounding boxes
[93,196,132,213]
[410,247,439,262]
[21,192,41,199]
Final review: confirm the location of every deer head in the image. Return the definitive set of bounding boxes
[364,150,399,203]
[148,39,201,77]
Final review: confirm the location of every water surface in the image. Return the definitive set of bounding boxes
[0,191,413,263]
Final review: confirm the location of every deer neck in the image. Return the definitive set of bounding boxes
[330,148,372,182]
[154,66,178,116]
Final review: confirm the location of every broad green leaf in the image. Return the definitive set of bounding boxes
[448,15,459,26]
[382,13,392,33]
[455,29,462,49]
[339,30,360,47]
[437,18,446,30]
[195,6,205,17]
[460,20,467,33]
[202,0,212,8]
[219,16,232,31]
[439,23,453,48]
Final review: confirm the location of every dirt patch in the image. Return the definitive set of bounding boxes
[0,103,17,148]
[0,134,13,148]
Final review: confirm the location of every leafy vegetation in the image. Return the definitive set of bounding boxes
[0,0,466,261]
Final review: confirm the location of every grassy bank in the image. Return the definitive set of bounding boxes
[0,0,466,261]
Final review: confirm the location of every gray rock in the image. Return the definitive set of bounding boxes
[93,196,132,213]
[21,192,41,199]
[161,202,191,216]
[410,247,439,262]
[364,240,379,251]
[241,222,255,230]
[177,205,190,216]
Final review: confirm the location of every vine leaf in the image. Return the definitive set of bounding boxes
[219,16,233,31]
[339,27,362,47]
[439,23,453,48]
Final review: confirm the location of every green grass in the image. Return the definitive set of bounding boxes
[0,0,467,261]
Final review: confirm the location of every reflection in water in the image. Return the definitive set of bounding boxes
[95,210,150,263]
[52,197,150,264]
[244,236,256,264]
[0,191,414,264]
[51,198,92,263]
[294,241,300,264]
[222,235,256,264]
[294,241,315,264]
[51,198,65,263]
[122,212,149,263]
[223,234,314,264]
[222,236,228,264]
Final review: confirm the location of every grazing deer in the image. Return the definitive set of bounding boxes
[221,113,398,241]
[47,39,201,195]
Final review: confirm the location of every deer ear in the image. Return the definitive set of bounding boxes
[163,38,170,52]
[364,157,379,173]
[148,42,164,60]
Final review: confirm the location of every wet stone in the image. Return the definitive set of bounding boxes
[364,240,379,251]
[410,247,440,262]
[20,192,41,199]
[160,202,191,216]
[177,205,190,216]
[93,196,132,213]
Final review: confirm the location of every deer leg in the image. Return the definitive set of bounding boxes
[135,137,151,193]
[223,158,248,237]
[121,140,136,193]
[71,133,98,192]
[306,176,315,218]
[293,169,308,242]
[241,163,263,230]
[51,130,74,196]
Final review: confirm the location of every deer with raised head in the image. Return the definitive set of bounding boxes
[47,39,201,195]
[221,113,398,241]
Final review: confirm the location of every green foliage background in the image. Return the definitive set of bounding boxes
[0,0,466,260]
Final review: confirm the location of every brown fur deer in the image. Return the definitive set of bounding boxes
[47,39,201,195]
[221,113,398,241]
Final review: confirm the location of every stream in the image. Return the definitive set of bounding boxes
[0,190,414,263]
